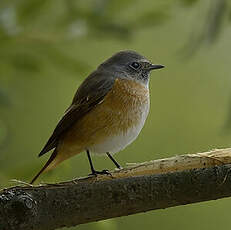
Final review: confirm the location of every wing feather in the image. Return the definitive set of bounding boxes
[39,71,115,157]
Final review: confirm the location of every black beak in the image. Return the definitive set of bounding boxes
[149,64,165,70]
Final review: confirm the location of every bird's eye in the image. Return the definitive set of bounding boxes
[130,62,140,70]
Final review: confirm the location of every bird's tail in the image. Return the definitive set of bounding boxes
[30,149,58,184]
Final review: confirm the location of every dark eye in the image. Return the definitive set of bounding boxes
[130,62,140,70]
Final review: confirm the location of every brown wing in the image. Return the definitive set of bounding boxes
[38,71,115,157]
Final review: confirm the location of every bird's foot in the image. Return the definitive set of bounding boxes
[88,169,112,177]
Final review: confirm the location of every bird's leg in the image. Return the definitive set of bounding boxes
[106,152,122,169]
[86,150,111,176]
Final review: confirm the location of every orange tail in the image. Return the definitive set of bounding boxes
[30,149,58,184]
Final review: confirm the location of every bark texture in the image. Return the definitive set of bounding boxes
[1,148,231,230]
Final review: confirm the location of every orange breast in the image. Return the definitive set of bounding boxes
[56,78,149,161]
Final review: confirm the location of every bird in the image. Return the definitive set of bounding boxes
[30,50,164,184]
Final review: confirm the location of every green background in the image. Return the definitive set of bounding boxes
[1,0,231,229]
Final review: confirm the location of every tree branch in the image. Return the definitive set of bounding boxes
[1,148,231,230]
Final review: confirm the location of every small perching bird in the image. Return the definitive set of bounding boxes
[31,50,164,184]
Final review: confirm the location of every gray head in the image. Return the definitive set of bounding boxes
[98,50,164,85]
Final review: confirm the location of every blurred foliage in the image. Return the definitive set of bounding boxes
[0,88,11,107]
[0,0,229,78]
[0,0,229,81]
[1,0,231,230]
[183,0,229,56]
